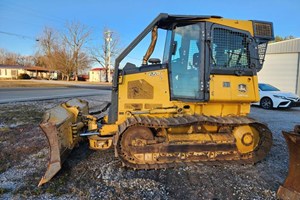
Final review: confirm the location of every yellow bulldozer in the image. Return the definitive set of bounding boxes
[39,13,276,187]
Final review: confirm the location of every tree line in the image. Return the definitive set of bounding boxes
[273,35,295,42]
[0,29,297,81]
[0,21,120,81]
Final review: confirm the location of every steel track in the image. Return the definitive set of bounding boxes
[115,115,272,169]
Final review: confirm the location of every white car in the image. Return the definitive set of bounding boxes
[252,83,300,109]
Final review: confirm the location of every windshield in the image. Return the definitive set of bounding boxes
[259,83,280,91]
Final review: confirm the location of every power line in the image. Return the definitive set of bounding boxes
[1,1,65,24]
[0,31,39,41]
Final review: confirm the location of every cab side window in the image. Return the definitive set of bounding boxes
[212,28,250,69]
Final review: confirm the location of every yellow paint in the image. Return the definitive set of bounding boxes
[233,125,259,153]
[167,132,234,144]
[118,69,172,112]
[106,68,259,132]
[99,124,118,136]
[88,135,113,150]
[205,18,254,36]
[168,133,212,142]
[210,75,259,102]
[86,115,98,131]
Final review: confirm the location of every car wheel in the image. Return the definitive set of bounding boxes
[260,97,273,109]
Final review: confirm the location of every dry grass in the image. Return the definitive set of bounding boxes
[0,80,112,88]
[0,80,69,88]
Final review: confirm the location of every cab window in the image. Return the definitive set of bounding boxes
[212,28,250,69]
[169,24,201,99]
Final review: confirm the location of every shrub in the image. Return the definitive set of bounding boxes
[18,73,31,79]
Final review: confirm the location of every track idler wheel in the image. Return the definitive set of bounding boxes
[233,125,259,154]
[118,126,155,166]
[277,125,300,199]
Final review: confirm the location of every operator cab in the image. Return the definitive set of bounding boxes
[118,14,272,102]
[110,14,273,123]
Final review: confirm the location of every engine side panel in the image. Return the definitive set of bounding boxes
[117,68,173,122]
[209,74,260,102]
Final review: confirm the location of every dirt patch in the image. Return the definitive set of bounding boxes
[0,97,299,199]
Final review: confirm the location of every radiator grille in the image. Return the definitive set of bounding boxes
[254,22,273,38]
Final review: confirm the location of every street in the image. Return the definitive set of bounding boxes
[0,87,111,104]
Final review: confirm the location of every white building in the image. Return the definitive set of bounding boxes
[89,67,113,82]
[0,65,51,79]
[258,38,300,95]
[0,65,26,79]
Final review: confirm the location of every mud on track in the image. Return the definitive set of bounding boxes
[0,95,299,199]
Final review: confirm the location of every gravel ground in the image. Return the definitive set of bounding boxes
[0,95,299,200]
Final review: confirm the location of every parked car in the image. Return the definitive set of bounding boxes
[252,83,300,109]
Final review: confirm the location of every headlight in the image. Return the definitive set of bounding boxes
[273,95,287,99]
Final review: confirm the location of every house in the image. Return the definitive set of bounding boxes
[0,65,27,79]
[89,68,105,82]
[258,38,300,95]
[89,67,113,82]
[25,66,50,79]
[0,64,51,79]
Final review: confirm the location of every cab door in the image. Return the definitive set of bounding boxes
[169,23,206,101]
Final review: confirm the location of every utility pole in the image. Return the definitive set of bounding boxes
[104,31,112,82]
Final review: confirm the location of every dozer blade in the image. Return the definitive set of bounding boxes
[38,99,89,187]
[277,125,300,199]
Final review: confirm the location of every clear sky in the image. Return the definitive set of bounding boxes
[0,0,299,56]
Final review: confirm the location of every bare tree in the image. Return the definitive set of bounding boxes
[90,28,121,82]
[0,48,34,66]
[0,48,7,64]
[17,56,34,66]
[53,46,73,80]
[37,27,58,70]
[62,21,91,81]
[0,48,19,65]
[39,28,57,55]
[37,24,91,81]
[33,53,48,67]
